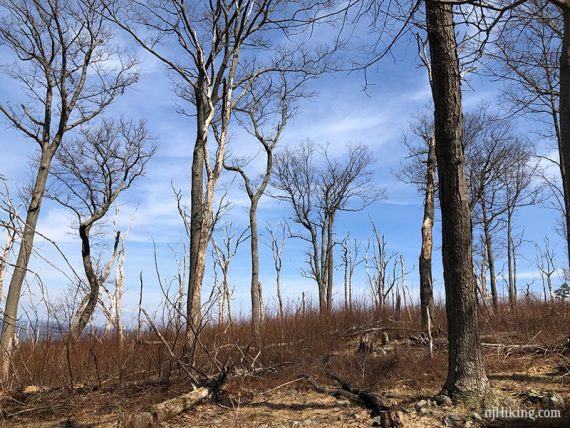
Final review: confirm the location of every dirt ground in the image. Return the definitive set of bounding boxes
[2,350,567,427]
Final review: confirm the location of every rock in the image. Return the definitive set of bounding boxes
[349,411,360,419]
[419,407,430,415]
[435,394,453,407]
[471,412,482,421]
[542,392,565,410]
[371,416,383,427]
[464,422,473,428]
[415,400,429,411]
[524,389,543,403]
[443,415,462,427]
[302,419,316,426]
[22,385,43,394]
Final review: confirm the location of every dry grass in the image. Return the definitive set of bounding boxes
[0,298,568,426]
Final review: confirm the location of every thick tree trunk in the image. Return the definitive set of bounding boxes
[187,95,208,344]
[0,147,55,379]
[69,225,99,341]
[425,0,488,400]
[481,200,498,310]
[560,4,570,272]
[419,136,436,335]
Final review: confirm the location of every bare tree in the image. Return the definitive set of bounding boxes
[340,233,362,311]
[273,141,383,313]
[363,222,398,311]
[399,112,437,337]
[0,178,19,305]
[210,222,248,327]
[47,119,154,341]
[101,0,335,346]
[425,0,488,400]
[536,237,558,303]
[502,146,542,305]
[465,108,516,310]
[265,220,290,319]
[0,0,138,379]
[225,70,305,344]
[487,0,570,272]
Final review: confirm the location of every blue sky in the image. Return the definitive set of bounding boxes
[0,13,566,324]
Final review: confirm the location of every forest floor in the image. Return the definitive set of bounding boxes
[0,302,569,427]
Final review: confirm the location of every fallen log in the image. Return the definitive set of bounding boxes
[120,387,210,427]
[301,373,402,428]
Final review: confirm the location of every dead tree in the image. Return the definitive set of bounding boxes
[0,178,19,306]
[48,119,154,341]
[425,0,489,400]
[0,0,138,379]
[363,224,398,311]
[340,233,362,311]
[210,222,248,326]
[399,112,437,337]
[102,0,335,346]
[536,237,558,303]
[225,70,306,344]
[273,142,382,313]
[266,220,290,319]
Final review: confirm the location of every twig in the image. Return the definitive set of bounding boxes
[259,377,304,395]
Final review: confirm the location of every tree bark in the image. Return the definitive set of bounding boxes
[0,146,56,379]
[187,95,207,340]
[481,198,498,310]
[250,201,262,345]
[70,224,99,341]
[0,218,16,306]
[506,208,515,306]
[276,266,284,318]
[560,4,570,272]
[326,214,335,311]
[425,0,488,400]
[419,136,436,334]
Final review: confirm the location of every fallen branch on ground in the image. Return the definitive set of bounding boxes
[300,373,402,428]
[120,387,210,427]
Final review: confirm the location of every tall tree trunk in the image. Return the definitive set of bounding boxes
[343,248,349,310]
[0,147,56,379]
[250,201,262,345]
[276,267,284,319]
[481,199,498,310]
[480,235,488,302]
[187,95,208,344]
[560,4,570,272]
[425,0,488,400]
[506,209,515,306]
[326,215,334,311]
[419,135,436,335]
[70,225,99,341]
